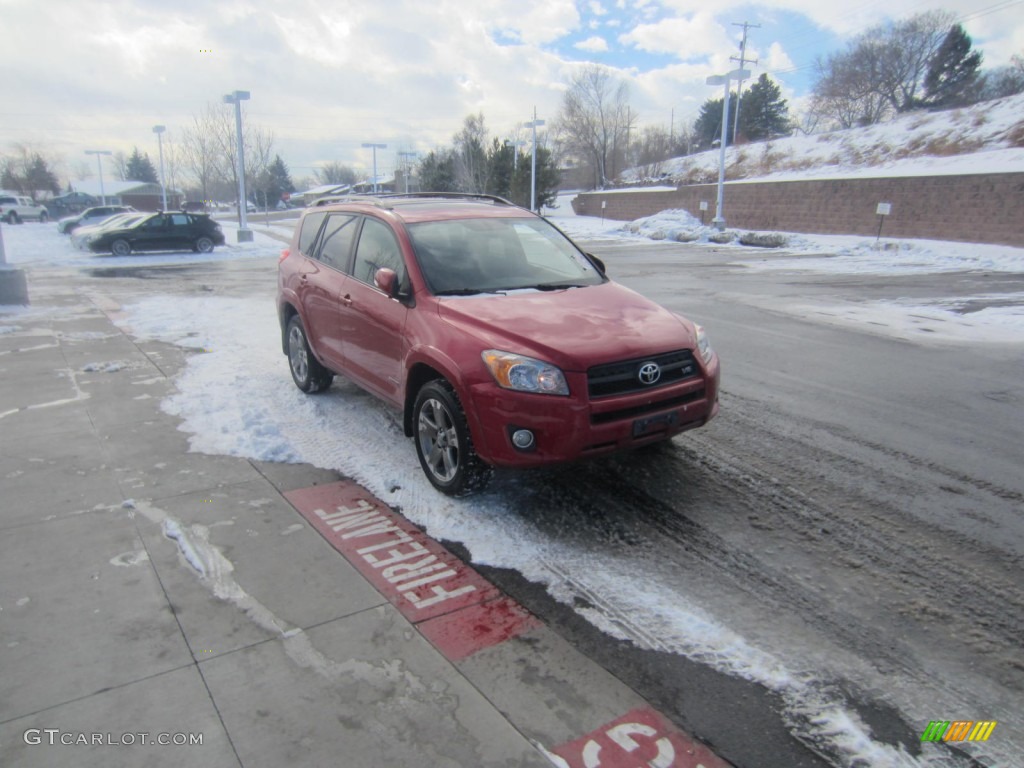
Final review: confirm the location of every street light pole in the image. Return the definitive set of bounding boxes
[523,109,545,213]
[705,69,749,231]
[397,151,417,193]
[362,143,387,194]
[223,90,252,242]
[84,150,112,205]
[152,125,167,211]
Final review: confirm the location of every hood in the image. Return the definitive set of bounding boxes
[436,282,696,371]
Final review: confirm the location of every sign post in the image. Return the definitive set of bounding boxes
[876,202,891,243]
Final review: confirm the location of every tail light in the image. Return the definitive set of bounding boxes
[279,248,291,264]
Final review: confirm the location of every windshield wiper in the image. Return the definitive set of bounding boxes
[434,287,507,296]
[516,283,587,291]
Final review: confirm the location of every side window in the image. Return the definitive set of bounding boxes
[317,214,359,272]
[170,214,189,226]
[353,218,405,288]
[145,215,165,228]
[298,211,327,256]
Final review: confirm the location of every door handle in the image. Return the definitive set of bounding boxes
[341,294,353,307]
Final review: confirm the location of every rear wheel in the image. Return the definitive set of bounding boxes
[111,239,131,256]
[413,380,492,496]
[5,211,18,225]
[286,315,333,393]
[39,211,48,223]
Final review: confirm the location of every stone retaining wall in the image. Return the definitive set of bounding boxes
[570,173,1024,247]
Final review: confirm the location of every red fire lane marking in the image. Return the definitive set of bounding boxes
[550,707,733,768]
[284,481,537,658]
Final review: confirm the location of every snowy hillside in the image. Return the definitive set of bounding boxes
[622,92,1024,186]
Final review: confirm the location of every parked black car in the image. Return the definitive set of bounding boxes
[85,212,225,255]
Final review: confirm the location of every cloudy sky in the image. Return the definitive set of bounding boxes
[2,0,1022,188]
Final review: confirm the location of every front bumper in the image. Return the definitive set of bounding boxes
[466,354,720,468]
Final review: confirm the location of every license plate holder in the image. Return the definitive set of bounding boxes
[632,410,679,437]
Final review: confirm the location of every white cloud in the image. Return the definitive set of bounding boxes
[589,1,608,15]
[576,36,611,52]
[619,13,732,58]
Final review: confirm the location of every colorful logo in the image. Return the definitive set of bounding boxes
[921,721,997,742]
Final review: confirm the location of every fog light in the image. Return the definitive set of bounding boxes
[511,429,535,450]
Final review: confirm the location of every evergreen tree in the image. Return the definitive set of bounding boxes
[486,138,515,200]
[0,151,60,196]
[737,74,791,141]
[418,149,457,192]
[255,154,295,207]
[693,95,737,150]
[509,146,559,211]
[924,24,983,109]
[125,147,159,183]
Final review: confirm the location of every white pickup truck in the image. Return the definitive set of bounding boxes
[0,193,49,223]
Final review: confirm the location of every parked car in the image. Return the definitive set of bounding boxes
[277,193,720,495]
[181,201,207,213]
[86,212,225,255]
[0,194,49,223]
[71,212,148,250]
[57,205,136,234]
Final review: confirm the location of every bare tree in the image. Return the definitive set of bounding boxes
[111,150,129,181]
[453,113,489,193]
[811,43,893,129]
[811,10,956,128]
[179,104,225,204]
[315,162,357,186]
[213,102,273,205]
[555,64,633,188]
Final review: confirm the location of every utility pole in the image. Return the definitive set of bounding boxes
[730,21,760,145]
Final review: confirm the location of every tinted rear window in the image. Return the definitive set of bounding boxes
[298,211,327,256]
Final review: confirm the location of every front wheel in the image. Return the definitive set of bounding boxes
[39,211,48,223]
[413,380,492,496]
[194,236,214,253]
[286,315,333,393]
[110,239,131,256]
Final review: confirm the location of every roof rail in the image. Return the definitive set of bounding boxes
[378,192,516,206]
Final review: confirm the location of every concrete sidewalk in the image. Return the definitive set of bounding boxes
[0,268,731,768]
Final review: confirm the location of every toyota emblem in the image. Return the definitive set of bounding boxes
[638,362,661,385]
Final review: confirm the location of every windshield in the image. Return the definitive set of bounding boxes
[406,217,605,295]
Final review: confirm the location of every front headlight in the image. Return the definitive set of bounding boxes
[695,324,714,364]
[481,350,569,396]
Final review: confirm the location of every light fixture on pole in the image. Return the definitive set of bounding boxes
[152,125,167,211]
[84,150,113,205]
[362,143,387,194]
[397,151,417,194]
[223,90,253,242]
[705,69,749,231]
[523,109,545,212]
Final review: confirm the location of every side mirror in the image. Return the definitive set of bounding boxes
[586,253,606,275]
[374,267,398,297]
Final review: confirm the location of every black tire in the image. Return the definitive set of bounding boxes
[286,315,333,393]
[39,211,48,223]
[195,236,214,253]
[111,239,131,256]
[5,212,19,225]
[413,379,492,496]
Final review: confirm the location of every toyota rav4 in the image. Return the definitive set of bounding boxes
[277,194,720,495]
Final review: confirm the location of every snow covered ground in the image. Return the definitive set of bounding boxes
[3,209,1021,767]
[621,92,1024,184]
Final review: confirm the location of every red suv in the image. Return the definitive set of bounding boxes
[277,194,720,495]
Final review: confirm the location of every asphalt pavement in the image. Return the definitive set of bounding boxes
[0,256,733,766]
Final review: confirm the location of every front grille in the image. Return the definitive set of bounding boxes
[590,390,705,425]
[587,349,699,398]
